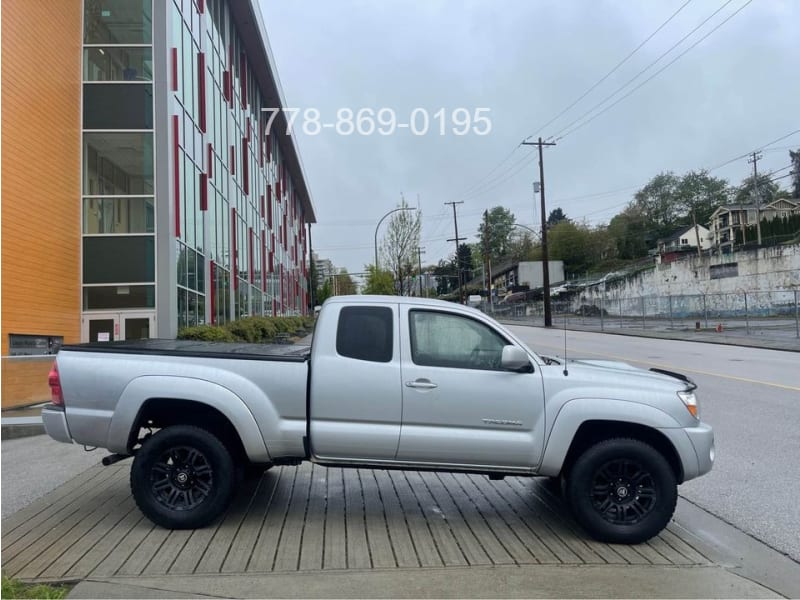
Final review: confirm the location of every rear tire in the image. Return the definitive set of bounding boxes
[566,438,677,544]
[130,425,235,529]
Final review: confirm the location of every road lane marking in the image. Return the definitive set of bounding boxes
[530,341,800,392]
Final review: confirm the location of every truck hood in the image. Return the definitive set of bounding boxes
[540,356,692,394]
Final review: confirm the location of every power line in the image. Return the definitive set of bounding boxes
[551,0,743,141]
[707,130,800,171]
[526,0,694,141]
[444,143,524,203]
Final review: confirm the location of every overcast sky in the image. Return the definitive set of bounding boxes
[259,0,800,277]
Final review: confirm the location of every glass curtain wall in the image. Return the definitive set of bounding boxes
[82,0,156,313]
[171,0,309,326]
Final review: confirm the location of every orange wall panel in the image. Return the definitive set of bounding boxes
[2,0,82,405]
[1,359,53,408]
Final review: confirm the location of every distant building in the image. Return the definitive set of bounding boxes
[313,253,337,280]
[709,199,800,252]
[656,225,712,264]
[492,260,565,293]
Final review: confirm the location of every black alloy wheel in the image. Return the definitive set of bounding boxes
[566,438,677,544]
[131,425,235,529]
[590,458,657,525]
[151,445,214,511]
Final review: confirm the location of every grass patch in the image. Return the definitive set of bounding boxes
[1,576,70,599]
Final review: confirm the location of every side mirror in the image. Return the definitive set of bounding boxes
[501,345,533,373]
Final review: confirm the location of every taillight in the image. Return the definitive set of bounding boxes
[48,361,64,406]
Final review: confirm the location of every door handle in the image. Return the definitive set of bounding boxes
[405,379,438,390]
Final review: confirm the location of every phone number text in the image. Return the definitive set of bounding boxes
[261,107,492,136]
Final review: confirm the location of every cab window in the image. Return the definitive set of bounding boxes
[409,310,507,370]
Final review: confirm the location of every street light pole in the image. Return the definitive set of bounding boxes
[374,207,416,270]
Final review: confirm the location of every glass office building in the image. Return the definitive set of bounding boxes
[81,0,315,343]
[2,0,315,407]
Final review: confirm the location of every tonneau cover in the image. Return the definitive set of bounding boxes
[61,339,311,361]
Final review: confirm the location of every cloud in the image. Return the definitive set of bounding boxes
[260,0,800,273]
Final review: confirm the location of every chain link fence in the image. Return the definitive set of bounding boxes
[484,290,800,345]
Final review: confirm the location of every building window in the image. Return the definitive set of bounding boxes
[83,84,153,129]
[83,236,155,284]
[84,285,155,310]
[83,47,153,81]
[84,0,153,44]
[8,335,63,357]
[83,197,154,234]
[83,132,154,195]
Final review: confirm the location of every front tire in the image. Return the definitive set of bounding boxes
[566,438,677,544]
[130,425,235,529]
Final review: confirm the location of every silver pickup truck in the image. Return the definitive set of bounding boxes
[43,295,713,544]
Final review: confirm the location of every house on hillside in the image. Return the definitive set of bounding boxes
[656,225,712,264]
[709,199,800,252]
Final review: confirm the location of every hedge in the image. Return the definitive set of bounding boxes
[177,315,315,343]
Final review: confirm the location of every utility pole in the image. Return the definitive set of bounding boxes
[483,210,493,309]
[748,151,763,246]
[445,201,466,303]
[417,246,425,297]
[692,210,702,258]
[522,137,556,326]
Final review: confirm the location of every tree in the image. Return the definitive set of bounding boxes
[316,279,332,304]
[733,173,781,205]
[308,260,320,308]
[790,149,800,198]
[675,170,728,226]
[547,208,569,228]
[433,259,457,296]
[631,170,728,243]
[335,268,357,295]
[478,206,515,265]
[507,230,538,262]
[548,221,610,275]
[380,198,421,296]
[607,206,648,259]
[632,172,683,239]
[363,265,396,295]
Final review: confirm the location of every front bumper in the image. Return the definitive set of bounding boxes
[659,420,714,482]
[684,421,715,478]
[42,404,72,444]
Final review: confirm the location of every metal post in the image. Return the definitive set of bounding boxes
[600,294,605,332]
[744,292,750,335]
[795,290,799,338]
[703,294,708,330]
[668,295,673,329]
[619,296,623,329]
[641,296,646,329]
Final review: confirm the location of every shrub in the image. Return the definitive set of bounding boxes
[178,315,315,344]
[224,318,261,343]
[177,325,237,342]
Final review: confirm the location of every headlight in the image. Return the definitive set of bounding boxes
[677,390,699,419]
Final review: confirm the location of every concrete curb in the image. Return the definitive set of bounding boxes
[1,417,45,440]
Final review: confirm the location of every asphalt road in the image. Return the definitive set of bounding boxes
[507,324,800,563]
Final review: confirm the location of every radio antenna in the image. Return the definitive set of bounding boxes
[563,308,569,376]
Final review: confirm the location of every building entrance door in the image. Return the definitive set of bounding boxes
[82,313,155,342]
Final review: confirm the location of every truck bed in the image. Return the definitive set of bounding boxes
[61,339,311,361]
